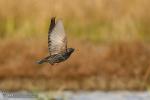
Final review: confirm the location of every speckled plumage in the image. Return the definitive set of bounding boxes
[37,17,74,65]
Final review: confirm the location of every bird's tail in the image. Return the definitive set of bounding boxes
[36,56,50,64]
[36,59,45,64]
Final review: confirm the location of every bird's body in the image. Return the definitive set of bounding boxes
[37,17,74,65]
[37,48,74,65]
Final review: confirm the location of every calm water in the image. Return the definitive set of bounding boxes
[0,91,150,100]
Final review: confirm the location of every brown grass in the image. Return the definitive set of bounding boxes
[0,38,150,91]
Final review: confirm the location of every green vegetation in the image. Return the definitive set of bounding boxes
[0,0,150,91]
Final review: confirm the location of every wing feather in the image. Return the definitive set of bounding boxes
[48,17,55,55]
[48,18,67,55]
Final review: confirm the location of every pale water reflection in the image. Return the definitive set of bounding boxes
[0,91,150,100]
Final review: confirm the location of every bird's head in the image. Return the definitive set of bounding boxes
[67,48,75,53]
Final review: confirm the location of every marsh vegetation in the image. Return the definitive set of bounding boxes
[0,0,150,91]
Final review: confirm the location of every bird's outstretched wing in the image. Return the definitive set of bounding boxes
[48,17,67,55]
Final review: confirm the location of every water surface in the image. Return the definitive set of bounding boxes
[1,91,150,100]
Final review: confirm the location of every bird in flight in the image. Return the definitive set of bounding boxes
[37,17,74,65]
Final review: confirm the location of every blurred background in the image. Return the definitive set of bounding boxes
[0,0,150,92]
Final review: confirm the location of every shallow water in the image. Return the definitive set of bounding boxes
[0,91,150,100]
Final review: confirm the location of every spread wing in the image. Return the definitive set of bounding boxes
[48,18,67,55]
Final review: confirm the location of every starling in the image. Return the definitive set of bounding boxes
[37,17,74,65]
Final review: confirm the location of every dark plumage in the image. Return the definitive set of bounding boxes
[37,17,74,65]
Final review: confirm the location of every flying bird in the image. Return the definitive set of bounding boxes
[37,17,74,65]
